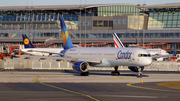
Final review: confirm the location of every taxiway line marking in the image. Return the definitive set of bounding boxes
[33,75,100,101]
[127,82,180,92]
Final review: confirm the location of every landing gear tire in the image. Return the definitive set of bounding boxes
[81,72,89,76]
[136,66,143,78]
[111,71,120,76]
[137,73,142,78]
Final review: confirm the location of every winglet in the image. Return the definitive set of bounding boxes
[22,34,35,48]
[173,43,176,55]
[112,33,125,48]
[59,17,74,49]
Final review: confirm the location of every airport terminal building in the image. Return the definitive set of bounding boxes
[0,3,180,51]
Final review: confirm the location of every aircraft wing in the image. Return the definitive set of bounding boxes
[15,55,102,64]
[151,54,174,58]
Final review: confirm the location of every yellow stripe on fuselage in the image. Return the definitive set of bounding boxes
[62,31,69,46]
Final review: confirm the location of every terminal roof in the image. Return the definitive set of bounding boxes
[139,3,180,9]
[0,4,136,11]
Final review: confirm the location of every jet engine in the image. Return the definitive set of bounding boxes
[156,57,163,62]
[128,66,144,72]
[72,61,89,72]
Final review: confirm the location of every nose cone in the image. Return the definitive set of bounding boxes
[141,57,153,66]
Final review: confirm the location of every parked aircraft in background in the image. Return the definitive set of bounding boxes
[20,34,63,56]
[113,33,173,61]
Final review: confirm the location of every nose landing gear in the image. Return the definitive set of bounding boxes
[111,66,120,76]
[137,66,144,78]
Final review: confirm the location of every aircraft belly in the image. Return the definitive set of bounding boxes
[110,60,135,66]
[90,60,111,67]
[90,59,136,67]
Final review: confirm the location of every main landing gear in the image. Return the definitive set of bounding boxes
[137,66,144,78]
[81,72,89,76]
[111,66,120,76]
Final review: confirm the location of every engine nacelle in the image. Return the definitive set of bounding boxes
[156,57,163,62]
[128,66,144,72]
[72,61,89,72]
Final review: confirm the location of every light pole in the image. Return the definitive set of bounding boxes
[137,2,140,47]
[79,0,81,46]
[85,0,87,47]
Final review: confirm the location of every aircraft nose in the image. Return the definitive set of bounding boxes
[146,57,153,65]
[142,57,152,66]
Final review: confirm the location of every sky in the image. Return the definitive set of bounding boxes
[0,0,180,7]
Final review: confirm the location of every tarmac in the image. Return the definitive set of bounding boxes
[0,69,179,101]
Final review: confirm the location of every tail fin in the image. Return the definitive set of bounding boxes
[112,33,125,48]
[59,17,73,49]
[22,34,35,48]
[173,43,176,55]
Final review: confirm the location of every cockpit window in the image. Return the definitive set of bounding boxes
[138,54,151,57]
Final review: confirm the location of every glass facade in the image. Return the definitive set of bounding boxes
[0,8,97,31]
[0,9,96,23]
[98,6,140,16]
[147,8,180,29]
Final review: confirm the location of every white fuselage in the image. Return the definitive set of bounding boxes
[21,48,63,56]
[146,48,169,56]
[64,47,152,67]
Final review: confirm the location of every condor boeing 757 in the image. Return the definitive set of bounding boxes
[17,17,153,77]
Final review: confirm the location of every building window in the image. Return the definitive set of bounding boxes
[134,18,138,25]
[109,21,113,27]
[98,20,103,27]
[123,18,127,25]
[118,18,122,25]
[93,20,98,27]
[145,33,149,38]
[129,18,133,25]
[114,18,118,25]
[87,20,92,26]
[175,33,179,38]
[104,21,108,27]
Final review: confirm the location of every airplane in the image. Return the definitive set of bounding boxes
[16,17,158,78]
[113,33,173,61]
[20,34,63,57]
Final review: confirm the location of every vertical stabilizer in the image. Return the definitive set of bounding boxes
[22,34,35,48]
[59,17,74,49]
[112,33,125,48]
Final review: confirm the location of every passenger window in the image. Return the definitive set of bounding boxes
[138,54,142,57]
[138,54,151,57]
